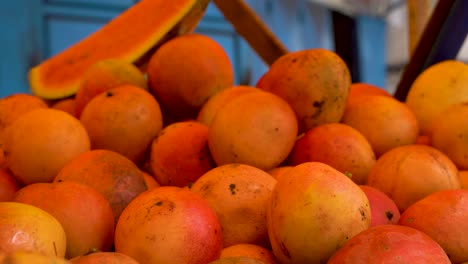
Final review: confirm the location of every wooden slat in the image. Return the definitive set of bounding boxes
[407,0,432,56]
[213,0,289,66]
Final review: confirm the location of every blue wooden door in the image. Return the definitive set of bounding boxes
[0,0,42,97]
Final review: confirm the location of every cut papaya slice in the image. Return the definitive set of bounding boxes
[29,0,210,99]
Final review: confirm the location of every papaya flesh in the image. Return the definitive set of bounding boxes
[29,0,210,100]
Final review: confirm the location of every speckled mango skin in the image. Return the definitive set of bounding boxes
[257,48,351,133]
[266,162,371,264]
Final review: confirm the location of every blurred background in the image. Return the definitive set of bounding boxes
[0,0,467,98]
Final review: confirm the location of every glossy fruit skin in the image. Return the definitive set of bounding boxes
[114,186,223,264]
[13,181,115,259]
[288,123,376,185]
[208,91,298,171]
[366,144,460,212]
[359,185,400,227]
[327,225,451,264]
[430,102,468,170]
[399,189,468,264]
[341,95,419,157]
[75,59,148,117]
[220,244,278,264]
[258,48,351,133]
[0,202,67,257]
[0,251,70,264]
[0,93,48,145]
[4,108,90,184]
[0,169,20,202]
[267,162,371,264]
[147,33,234,121]
[405,60,468,135]
[70,252,139,264]
[150,121,215,187]
[80,85,163,163]
[209,256,266,264]
[54,149,147,224]
[190,163,277,248]
[197,85,260,127]
[52,98,78,117]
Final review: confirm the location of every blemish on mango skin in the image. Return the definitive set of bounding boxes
[313,100,324,108]
[187,182,193,189]
[199,182,213,196]
[229,183,236,195]
[147,200,176,217]
[359,206,367,221]
[145,234,157,242]
[385,210,394,221]
[53,241,57,256]
[279,241,291,259]
[311,100,325,118]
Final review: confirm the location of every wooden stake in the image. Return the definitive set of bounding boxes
[394,0,468,101]
[213,0,289,66]
[407,0,433,56]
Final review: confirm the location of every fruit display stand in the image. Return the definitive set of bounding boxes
[3,0,468,263]
[394,0,468,101]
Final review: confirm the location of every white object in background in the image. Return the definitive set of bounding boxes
[308,0,398,17]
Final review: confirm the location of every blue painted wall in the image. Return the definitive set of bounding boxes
[0,0,42,97]
[356,16,386,88]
